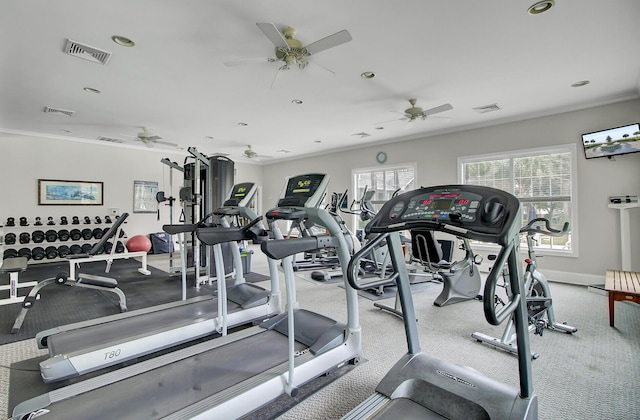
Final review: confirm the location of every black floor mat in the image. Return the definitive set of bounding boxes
[0,259,269,343]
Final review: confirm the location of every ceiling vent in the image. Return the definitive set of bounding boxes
[96,136,125,144]
[64,39,112,65]
[43,106,75,117]
[473,103,502,114]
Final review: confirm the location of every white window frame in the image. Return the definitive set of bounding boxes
[351,162,417,230]
[457,144,578,257]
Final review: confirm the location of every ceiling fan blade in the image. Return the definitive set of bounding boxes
[270,66,286,89]
[423,103,453,116]
[306,60,335,75]
[304,29,352,55]
[224,57,274,67]
[256,23,289,49]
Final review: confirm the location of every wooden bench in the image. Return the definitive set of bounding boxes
[605,270,640,327]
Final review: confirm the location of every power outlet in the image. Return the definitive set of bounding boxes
[109,208,119,215]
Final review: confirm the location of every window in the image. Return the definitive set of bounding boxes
[458,144,577,255]
[352,163,416,230]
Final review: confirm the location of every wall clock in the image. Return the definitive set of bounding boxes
[376,151,387,164]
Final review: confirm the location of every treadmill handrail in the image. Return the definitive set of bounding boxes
[346,232,400,291]
[483,241,520,325]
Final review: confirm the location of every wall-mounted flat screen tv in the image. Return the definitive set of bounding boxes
[581,122,640,159]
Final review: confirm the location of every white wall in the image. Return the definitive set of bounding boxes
[0,133,263,238]
[262,99,640,283]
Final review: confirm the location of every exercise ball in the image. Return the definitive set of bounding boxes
[126,235,152,253]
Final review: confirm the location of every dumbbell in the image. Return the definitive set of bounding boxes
[94,244,105,255]
[69,244,83,255]
[81,228,93,240]
[4,232,16,245]
[45,246,58,259]
[6,217,15,226]
[31,230,45,243]
[70,229,82,241]
[31,247,46,260]
[95,216,102,224]
[34,217,43,226]
[3,248,18,259]
[72,216,80,225]
[92,228,104,239]
[57,245,71,258]
[19,232,31,244]
[104,215,112,224]
[81,243,93,254]
[19,217,29,226]
[119,230,126,238]
[47,216,56,226]
[18,248,32,260]
[58,229,70,241]
[104,241,113,253]
[45,229,58,242]
[60,216,68,225]
[84,216,91,224]
[115,241,125,253]
[102,227,110,237]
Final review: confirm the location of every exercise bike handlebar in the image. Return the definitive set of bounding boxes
[346,232,400,291]
[520,217,569,236]
[483,241,521,325]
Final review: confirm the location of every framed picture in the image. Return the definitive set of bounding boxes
[38,179,103,205]
[133,180,158,213]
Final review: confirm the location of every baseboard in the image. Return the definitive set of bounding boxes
[479,266,606,287]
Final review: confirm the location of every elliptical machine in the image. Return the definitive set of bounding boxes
[472,217,577,359]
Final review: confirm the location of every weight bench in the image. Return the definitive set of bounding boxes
[66,212,151,278]
[0,256,35,306]
[11,271,127,334]
[605,269,640,327]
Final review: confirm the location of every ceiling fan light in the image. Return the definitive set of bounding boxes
[527,0,555,15]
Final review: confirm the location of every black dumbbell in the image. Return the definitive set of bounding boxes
[34,217,43,226]
[3,248,18,259]
[119,230,126,238]
[104,215,112,224]
[60,216,68,225]
[115,241,125,253]
[32,230,45,243]
[19,232,31,244]
[70,244,82,254]
[58,229,70,241]
[31,247,46,260]
[4,232,16,245]
[19,217,29,226]
[70,229,82,240]
[104,241,113,253]
[81,243,93,254]
[18,248,32,260]
[72,216,80,225]
[6,217,15,226]
[57,245,71,258]
[95,216,102,224]
[47,216,56,226]
[45,246,58,259]
[45,229,58,242]
[81,228,93,240]
[84,216,91,224]
[102,227,110,237]
[92,228,104,239]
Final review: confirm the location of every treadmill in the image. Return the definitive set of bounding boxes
[12,173,362,420]
[343,184,538,419]
[33,182,282,383]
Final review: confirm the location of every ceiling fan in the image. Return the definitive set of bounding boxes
[225,23,352,87]
[381,99,453,129]
[131,126,178,148]
[243,144,272,160]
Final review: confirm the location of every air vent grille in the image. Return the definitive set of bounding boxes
[97,136,125,144]
[64,39,112,65]
[43,106,75,117]
[473,103,501,114]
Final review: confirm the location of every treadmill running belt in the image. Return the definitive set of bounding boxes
[28,330,304,419]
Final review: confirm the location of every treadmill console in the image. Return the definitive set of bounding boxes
[275,173,329,209]
[215,182,257,217]
[366,185,521,245]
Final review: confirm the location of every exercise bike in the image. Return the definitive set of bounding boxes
[472,217,577,359]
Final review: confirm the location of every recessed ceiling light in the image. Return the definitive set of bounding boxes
[276,149,291,153]
[361,72,375,79]
[205,136,215,139]
[59,129,71,133]
[237,122,248,126]
[112,35,135,47]
[527,0,555,15]
[571,80,590,87]
[375,126,384,130]
[291,99,303,105]
[314,140,322,143]
[83,87,101,94]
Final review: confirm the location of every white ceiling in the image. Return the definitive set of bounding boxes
[1,1,639,163]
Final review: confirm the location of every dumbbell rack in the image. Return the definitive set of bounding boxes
[1,216,128,266]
